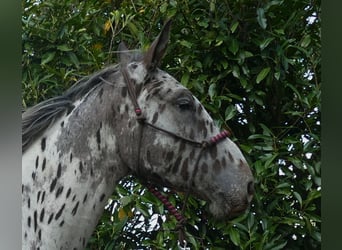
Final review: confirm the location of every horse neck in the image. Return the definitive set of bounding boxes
[22,81,132,249]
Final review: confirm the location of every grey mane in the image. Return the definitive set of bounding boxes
[22,64,120,153]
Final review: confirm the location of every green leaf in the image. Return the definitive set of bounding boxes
[247,213,255,230]
[208,83,216,100]
[286,83,302,99]
[57,44,73,51]
[301,34,311,48]
[41,51,56,65]
[104,240,116,250]
[276,182,291,189]
[243,50,254,58]
[259,37,274,50]
[265,153,278,168]
[209,1,215,12]
[232,65,240,78]
[269,240,288,250]
[256,67,271,83]
[239,144,253,154]
[257,8,267,29]
[229,228,241,246]
[160,2,168,13]
[221,60,228,69]
[112,218,127,234]
[135,202,150,217]
[303,190,321,208]
[127,22,138,36]
[230,20,239,33]
[274,28,285,35]
[181,72,190,85]
[179,40,192,48]
[229,38,239,55]
[260,123,274,136]
[68,52,80,68]
[248,134,270,140]
[225,105,237,121]
[198,20,209,28]
[215,39,223,46]
[240,77,248,88]
[293,191,303,207]
[274,71,280,80]
[119,196,132,206]
[311,231,321,242]
[186,232,198,248]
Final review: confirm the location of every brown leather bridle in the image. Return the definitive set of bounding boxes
[120,66,231,248]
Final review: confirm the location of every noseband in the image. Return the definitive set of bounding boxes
[120,67,231,248]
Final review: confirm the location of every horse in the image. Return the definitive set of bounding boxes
[22,20,254,249]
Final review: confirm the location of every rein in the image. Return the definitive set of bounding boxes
[121,67,231,248]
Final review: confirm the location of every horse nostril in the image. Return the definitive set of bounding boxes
[247,181,255,196]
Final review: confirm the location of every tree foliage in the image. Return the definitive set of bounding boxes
[22,0,321,249]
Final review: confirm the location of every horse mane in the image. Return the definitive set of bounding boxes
[22,64,120,153]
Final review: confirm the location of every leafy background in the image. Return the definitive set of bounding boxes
[22,0,321,249]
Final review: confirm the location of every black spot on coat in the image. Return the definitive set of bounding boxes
[34,210,38,232]
[41,137,46,151]
[27,216,31,228]
[47,213,54,224]
[83,193,88,204]
[50,178,57,192]
[96,128,101,150]
[66,188,71,198]
[152,112,159,124]
[41,191,45,204]
[40,208,45,222]
[99,193,105,202]
[72,201,79,216]
[56,186,64,198]
[35,156,39,169]
[42,158,46,171]
[57,163,62,178]
[55,204,65,220]
[79,161,83,173]
[37,191,41,203]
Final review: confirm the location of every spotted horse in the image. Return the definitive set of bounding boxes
[22,20,254,249]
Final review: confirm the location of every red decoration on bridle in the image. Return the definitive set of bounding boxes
[135,108,142,116]
[146,184,185,223]
[210,130,230,143]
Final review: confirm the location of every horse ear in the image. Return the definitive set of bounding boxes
[143,19,172,71]
[118,42,131,65]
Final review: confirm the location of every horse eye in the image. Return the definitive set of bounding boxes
[177,98,193,110]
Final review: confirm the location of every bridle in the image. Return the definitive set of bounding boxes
[120,66,231,248]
